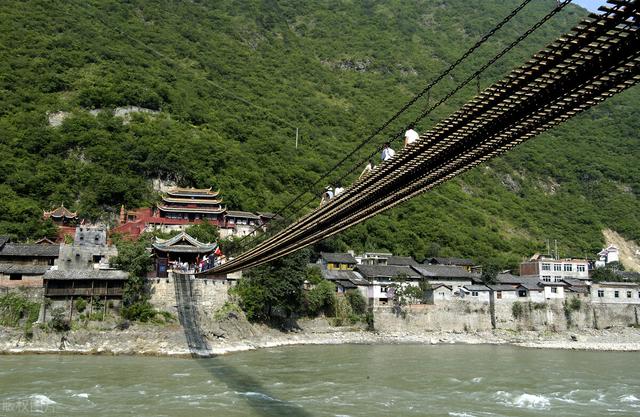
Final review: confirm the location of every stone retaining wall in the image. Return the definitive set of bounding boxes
[374,300,640,333]
[148,275,232,315]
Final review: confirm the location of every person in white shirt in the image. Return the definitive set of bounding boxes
[320,186,334,206]
[404,128,419,147]
[359,159,374,179]
[381,143,395,161]
[334,186,345,196]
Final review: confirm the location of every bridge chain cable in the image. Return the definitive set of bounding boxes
[209,0,640,274]
[230,0,540,248]
[228,0,574,256]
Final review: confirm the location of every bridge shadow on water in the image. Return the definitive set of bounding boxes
[174,275,313,417]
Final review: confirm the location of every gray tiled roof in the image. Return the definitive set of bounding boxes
[425,257,475,266]
[561,278,588,287]
[595,281,640,288]
[463,285,491,292]
[496,274,541,290]
[336,280,357,289]
[0,243,60,258]
[0,236,8,248]
[487,284,520,292]
[356,264,421,279]
[387,256,419,266]
[320,252,356,264]
[321,269,370,286]
[413,265,476,279]
[44,269,128,280]
[0,263,50,275]
[226,210,261,220]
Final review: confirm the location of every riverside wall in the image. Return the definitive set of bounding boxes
[373,299,640,333]
[148,275,232,314]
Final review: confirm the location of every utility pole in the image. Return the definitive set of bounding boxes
[554,239,559,260]
[295,128,299,149]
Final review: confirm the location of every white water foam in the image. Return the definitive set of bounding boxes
[72,393,90,399]
[621,394,639,403]
[236,391,281,402]
[30,395,56,407]
[495,391,550,410]
[449,412,477,417]
[471,377,483,383]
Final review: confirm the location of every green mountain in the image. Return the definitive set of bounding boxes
[1,0,638,268]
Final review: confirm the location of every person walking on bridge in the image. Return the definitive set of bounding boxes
[359,159,374,179]
[381,143,395,161]
[404,127,419,147]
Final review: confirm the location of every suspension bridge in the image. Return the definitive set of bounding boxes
[203,0,639,275]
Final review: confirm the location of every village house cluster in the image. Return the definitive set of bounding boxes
[2,185,639,319]
[313,250,640,308]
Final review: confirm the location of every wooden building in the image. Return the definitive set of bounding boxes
[0,239,59,266]
[0,264,50,288]
[157,187,226,223]
[43,269,128,299]
[151,232,217,277]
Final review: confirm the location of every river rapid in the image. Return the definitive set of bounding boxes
[1,344,638,416]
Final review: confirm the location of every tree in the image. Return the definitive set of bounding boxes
[233,249,310,321]
[110,235,157,321]
[345,290,366,315]
[481,263,499,285]
[185,223,219,243]
[304,280,336,316]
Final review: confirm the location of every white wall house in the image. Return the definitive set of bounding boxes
[595,245,620,268]
[540,282,566,300]
[591,282,640,304]
[520,254,589,282]
[355,264,422,306]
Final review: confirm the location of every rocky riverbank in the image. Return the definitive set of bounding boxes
[1,317,639,357]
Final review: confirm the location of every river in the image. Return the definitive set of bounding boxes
[1,344,638,416]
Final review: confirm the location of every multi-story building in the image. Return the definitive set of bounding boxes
[520,254,589,282]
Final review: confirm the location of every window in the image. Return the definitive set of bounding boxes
[93,255,102,263]
[542,276,551,282]
[598,290,604,298]
[551,287,558,294]
[380,286,388,293]
[577,265,586,273]
[564,264,573,272]
[614,291,619,298]
[542,263,551,271]
[518,290,527,297]
[9,274,22,281]
[627,291,632,298]
[553,264,562,272]
[472,291,479,296]
[554,276,562,282]
[496,291,502,299]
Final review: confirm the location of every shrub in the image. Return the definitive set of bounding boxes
[50,307,70,332]
[305,280,336,316]
[345,290,366,315]
[512,301,524,319]
[74,297,87,313]
[121,301,157,322]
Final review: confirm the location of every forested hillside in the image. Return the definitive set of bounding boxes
[1,0,639,268]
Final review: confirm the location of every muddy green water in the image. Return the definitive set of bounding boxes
[1,345,638,416]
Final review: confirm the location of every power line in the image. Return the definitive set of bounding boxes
[230,0,540,247]
[237,0,573,253]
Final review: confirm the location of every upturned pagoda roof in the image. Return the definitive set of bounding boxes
[43,204,77,219]
[152,232,217,254]
[161,197,223,205]
[166,187,220,198]
[157,205,226,214]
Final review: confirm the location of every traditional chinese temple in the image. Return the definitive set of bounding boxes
[151,232,217,277]
[112,186,278,240]
[43,204,79,242]
[157,187,226,223]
